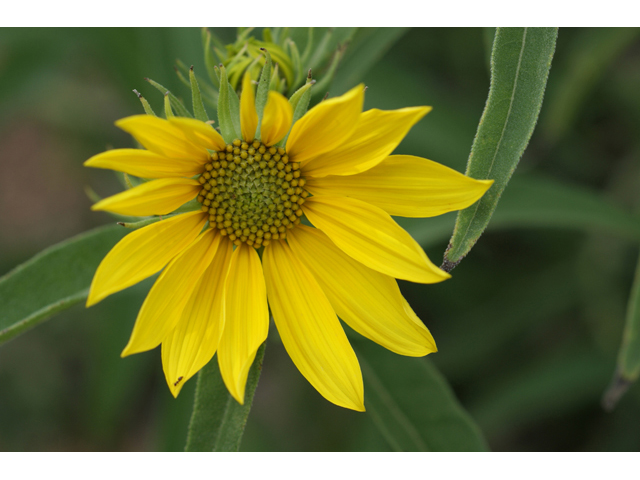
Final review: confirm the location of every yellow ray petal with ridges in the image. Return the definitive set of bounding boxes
[263,240,365,411]
[287,225,437,356]
[303,107,431,178]
[121,229,219,356]
[91,178,201,217]
[169,117,227,152]
[306,155,494,217]
[162,235,233,397]
[303,196,450,284]
[87,211,207,307]
[217,244,269,404]
[260,91,293,146]
[286,85,364,166]
[240,72,258,142]
[116,115,209,162]
[84,149,204,179]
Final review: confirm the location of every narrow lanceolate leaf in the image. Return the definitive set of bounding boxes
[603,253,640,411]
[254,49,272,141]
[164,94,174,118]
[442,27,558,271]
[190,66,209,122]
[0,225,127,345]
[217,66,240,143]
[185,344,266,452]
[228,85,242,141]
[355,341,487,451]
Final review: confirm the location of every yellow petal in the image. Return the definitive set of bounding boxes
[169,117,227,152]
[286,85,364,166]
[303,196,450,284]
[240,72,258,142]
[287,225,437,356]
[87,211,207,307]
[260,91,293,146]
[161,235,233,397]
[116,115,210,162]
[91,178,201,216]
[84,148,204,179]
[263,240,365,411]
[306,155,494,217]
[121,229,220,356]
[217,244,269,404]
[303,107,431,177]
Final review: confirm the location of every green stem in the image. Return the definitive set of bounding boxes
[185,343,266,452]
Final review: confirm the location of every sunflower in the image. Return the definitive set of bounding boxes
[85,77,492,411]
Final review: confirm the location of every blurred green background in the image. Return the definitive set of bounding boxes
[1,27,640,451]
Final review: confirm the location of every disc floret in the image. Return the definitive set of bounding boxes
[197,139,308,247]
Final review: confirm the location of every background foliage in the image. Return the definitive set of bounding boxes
[1,27,640,451]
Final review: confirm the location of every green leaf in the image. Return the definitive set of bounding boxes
[442,27,558,271]
[0,224,127,345]
[228,83,242,137]
[185,343,266,452]
[145,77,193,118]
[279,80,314,147]
[189,66,209,122]
[217,65,240,143]
[254,48,272,141]
[163,93,174,118]
[133,89,156,116]
[354,341,488,451]
[603,252,640,410]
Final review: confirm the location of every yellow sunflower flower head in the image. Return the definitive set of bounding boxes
[84,66,492,411]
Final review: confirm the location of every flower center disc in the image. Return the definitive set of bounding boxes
[197,139,308,248]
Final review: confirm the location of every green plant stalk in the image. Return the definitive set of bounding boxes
[185,343,266,451]
[442,27,558,271]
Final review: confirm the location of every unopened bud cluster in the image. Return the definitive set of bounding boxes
[197,139,308,247]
